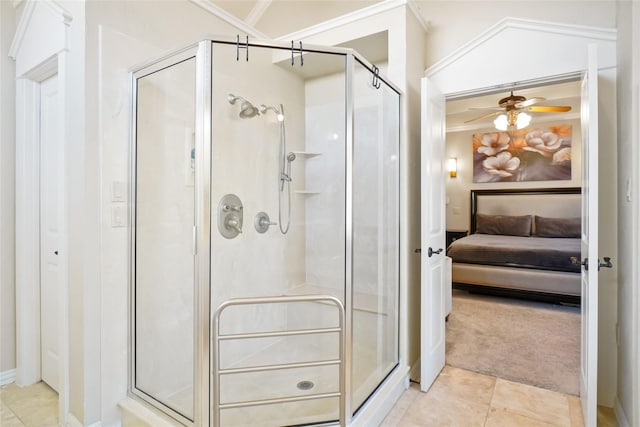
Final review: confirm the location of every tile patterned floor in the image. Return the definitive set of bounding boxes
[381,365,618,427]
[0,381,58,427]
[1,369,618,427]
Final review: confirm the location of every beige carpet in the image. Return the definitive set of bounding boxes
[446,289,580,396]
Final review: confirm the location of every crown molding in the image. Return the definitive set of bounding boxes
[276,0,422,42]
[426,17,617,78]
[9,0,72,60]
[407,0,430,33]
[189,0,268,39]
[245,0,271,28]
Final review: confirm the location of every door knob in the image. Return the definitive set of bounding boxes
[598,257,613,270]
[570,256,588,271]
[414,248,421,254]
[427,247,443,258]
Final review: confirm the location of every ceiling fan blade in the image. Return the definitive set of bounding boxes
[528,105,572,112]
[515,96,546,108]
[464,111,502,123]
[467,106,503,111]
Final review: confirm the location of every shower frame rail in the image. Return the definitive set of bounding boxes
[212,295,346,427]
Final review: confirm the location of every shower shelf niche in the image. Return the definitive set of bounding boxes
[294,190,321,195]
[291,151,322,159]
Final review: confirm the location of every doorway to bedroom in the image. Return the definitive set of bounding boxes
[442,78,583,397]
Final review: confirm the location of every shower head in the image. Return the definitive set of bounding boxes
[227,94,260,118]
[259,104,285,122]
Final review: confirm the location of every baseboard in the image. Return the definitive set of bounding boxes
[0,369,16,385]
[614,397,630,427]
[67,413,102,427]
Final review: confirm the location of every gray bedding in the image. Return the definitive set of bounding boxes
[446,233,581,273]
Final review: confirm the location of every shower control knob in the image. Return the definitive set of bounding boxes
[225,216,242,234]
[218,194,243,239]
[254,212,277,234]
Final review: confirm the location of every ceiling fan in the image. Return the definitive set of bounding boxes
[465,91,572,130]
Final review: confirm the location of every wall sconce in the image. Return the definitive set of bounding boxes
[447,157,457,178]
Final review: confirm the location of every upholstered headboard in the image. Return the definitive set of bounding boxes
[470,188,582,234]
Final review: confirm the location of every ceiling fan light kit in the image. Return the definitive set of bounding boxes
[494,111,531,131]
[466,91,571,131]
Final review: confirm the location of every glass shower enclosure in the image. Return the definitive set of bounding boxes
[130,39,400,426]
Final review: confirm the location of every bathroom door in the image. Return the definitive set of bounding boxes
[419,77,446,391]
[579,44,600,427]
[39,74,61,392]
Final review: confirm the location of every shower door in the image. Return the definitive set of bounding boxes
[209,42,347,426]
[131,48,200,424]
[351,59,401,414]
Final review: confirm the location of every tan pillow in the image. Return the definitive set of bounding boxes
[534,216,581,238]
[476,214,532,237]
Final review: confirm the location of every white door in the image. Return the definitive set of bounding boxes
[579,45,599,427]
[420,77,447,391]
[39,75,61,392]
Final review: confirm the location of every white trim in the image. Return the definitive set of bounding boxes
[245,0,271,28]
[407,0,430,33]
[0,369,16,385]
[277,0,409,41]
[8,0,71,60]
[67,413,102,427]
[15,77,41,387]
[614,396,630,427]
[117,398,178,427]
[8,0,35,59]
[188,0,268,39]
[426,17,617,78]
[351,366,409,427]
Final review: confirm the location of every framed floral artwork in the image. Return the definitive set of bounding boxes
[473,125,572,183]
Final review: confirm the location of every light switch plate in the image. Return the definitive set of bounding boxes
[112,181,126,202]
[111,205,127,227]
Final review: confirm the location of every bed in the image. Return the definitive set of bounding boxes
[447,187,582,304]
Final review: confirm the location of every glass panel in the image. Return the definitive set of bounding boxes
[134,57,196,420]
[210,43,346,425]
[351,60,400,412]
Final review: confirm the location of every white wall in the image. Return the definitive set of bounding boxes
[615,1,640,425]
[416,0,616,69]
[304,71,346,294]
[0,0,16,378]
[446,118,582,231]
